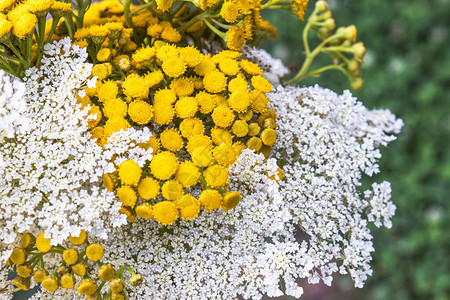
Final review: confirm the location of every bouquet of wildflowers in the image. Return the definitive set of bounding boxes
[0,0,403,298]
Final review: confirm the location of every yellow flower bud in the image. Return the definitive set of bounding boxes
[62,249,79,265]
[86,244,104,262]
[315,0,328,12]
[222,191,242,211]
[42,275,59,292]
[77,278,98,296]
[130,273,143,286]
[69,229,87,246]
[112,292,126,300]
[9,247,26,265]
[109,278,124,293]
[20,233,35,249]
[33,269,48,282]
[98,264,115,281]
[16,264,33,278]
[60,273,76,289]
[13,276,30,291]
[35,232,52,253]
[72,262,87,277]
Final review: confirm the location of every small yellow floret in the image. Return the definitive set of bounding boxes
[204,164,229,188]
[175,194,200,220]
[203,70,227,93]
[122,75,149,99]
[160,128,183,152]
[179,46,204,67]
[218,58,240,76]
[137,177,160,199]
[222,191,242,211]
[228,76,248,93]
[196,91,216,114]
[193,56,216,76]
[179,118,205,138]
[97,48,112,62]
[175,97,198,119]
[228,90,251,112]
[170,77,194,97]
[86,244,104,262]
[251,75,272,93]
[161,180,183,201]
[176,161,200,187]
[232,120,249,137]
[117,185,138,207]
[62,249,79,265]
[210,127,233,145]
[11,13,37,39]
[247,136,262,151]
[191,146,213,167]
[135,202,153,219]
[154,88,177,105]
[187,134,213,154]
[240,60,262,75]
[42,276,58,292]
[226,25,245,51]
[36,232,52,253]
[103,98,127,118]
[156,0,173,12]
[97,81,119,101]
[249,90,269,113]
[144,70,164,88]
[118,160,142,186]
[150,151,179,180]
[153,102,175,125]
[212,106,235,128]
[213,143,237,166]
[128,100,153,125]
[92,64,109,80]
[199,189,223,211]
[261,128,277,146]
[153,201,178,225]
[69,230,87,246]
[162,57,186,77]
[221,1,239,23]
[104,117,130,137]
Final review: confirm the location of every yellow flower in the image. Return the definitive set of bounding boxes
[187,134,213,154]
[97,81,119,101]
[195,91,216,114]
[293,0,309,20]
[98,264,115,281]
[137,177,160,199]
[103,98,127,118]
[221,1,239,23]
[26,0,54,14]
[33,269,48,283]
[117,185,138,207]
[198,189,223,211]
[118,160,142,186]
[50,1,73,14]
[87,104,102,129]
[203,70,227,93]
[217,58,240,76]
[154,88,177,105]
[92,64,109,80]
[247,136,262,151]
[72,263,87,276]
[62,249,79,265]
[222,191,242,211]
[210,127,233,145]
[248,122,261,136]
[261,128,277,146]
[231,120,249,137]
[77,279,98,296]
[86,244,104,262]
[9,248,26,265]
[150,151,179,180]
[193,56,216,76]
[14,276,30,291]
[191,146,213,167]
[243,15,253,40]
[97,48,112,62]
[144,70,164,88]
[213,143,237,166]
[0,0,15,13]
[36,232,52,253]
[135,202,154,219]
[228,90,251,113]
[69,229,87,246]
[267,167,284,182]
[239,59,262,75]
[156,44,179,60]
[204,164,229,188]
[128,100,153,125]
[153,201,178,225]
[122,74,149,99]
[161,180,183,201]
[251,75,272,93]
[249,90,269,113]
[11,12,37,39]
[156,0,173,12]
[0,15,12,39]
[147,23,163,37]
[175,97,198,119]
[20,233,35,250]
[153,102,175,125]
[104,117,130,137]
[163,57,187,78]
[170,77,194,97]
[16,265,32,278]
[60,273,76,289]
[161,26,181,42]
[226,25,245,51]
[179,46,204,67]
[160,128,184,151]
[42,275,58,292]
[172,117,203,140]
[175,194,200,220]
[176,161,200,187]
[132,45,156,64]
[238,109,253,121]
[212,106,235,127]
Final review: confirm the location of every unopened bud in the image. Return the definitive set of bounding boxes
[77,278,98,296]
[109,278,125,293]
[315,0,328,12]
[10,248,27,265]
[60,273,76,289]
[42,275,59,292]
[352,42,366,60]
[13,276,30,291]
[72,262,87,276]
[16,264,33,278]
[98,264,116,281]
[20,233,36,249]
[130,274,143,286]
[351,77,364,90]
[324,19,336,30]
[33,269,48,282]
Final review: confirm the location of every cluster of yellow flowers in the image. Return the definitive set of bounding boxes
[8,231,142,298]
[77,30,278,225]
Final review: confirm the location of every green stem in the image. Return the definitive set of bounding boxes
[45,17,61,44]
[203,19,225,38]
[261,0,286,9]
[209,18,232,29]
[64,13,76,39]
[179,10,213,33]
[130,0,155,16]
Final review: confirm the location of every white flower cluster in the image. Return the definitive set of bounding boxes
[0,70,29,139]
[0,38,152,253]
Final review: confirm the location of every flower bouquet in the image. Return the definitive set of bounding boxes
[0,0,403,299]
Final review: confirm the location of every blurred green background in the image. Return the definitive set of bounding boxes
[262,0,450,299]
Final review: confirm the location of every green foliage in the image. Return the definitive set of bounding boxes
[263,0,450,299]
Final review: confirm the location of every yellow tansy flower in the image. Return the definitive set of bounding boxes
[198,189,223,211]
[128,100,153,125]
[138,177,160,199]
[203,70,227,93]
[179,118,205,138]
[118,160,142,186]
[161,180,183,201]
[204,164,229,188]
[175,97,198,119]
[175,194,200,220]
[153,201,178,225]
[117,185,138,206]
[222,191,242,211]
[176,161,200,187]
[211,106,235,127]
[150,151,179,180]
[160,128,184,151]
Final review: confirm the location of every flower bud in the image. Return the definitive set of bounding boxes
[42,275,59,292]
[315,0,328,12]
[69,229,87,246]
[130,274,143,286]
[86,244,104,262]
[112,292,126,300]
[20,233,35,249]
[352,42,366,60]
[109,278,125,293]
[98,264,115,281]
[263,118,276,129]
[77,278,98,296]
[16,264,33,278]
[350,77,364,90]
[9,248,27,265]
[14,276,31,290]
[35,232,52,253]
[62,248,79,265]
[33,269,48,282]
[57,265,70,277]
[60,273,76,289]
[324,19,336,31]
[72,262,87,277]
